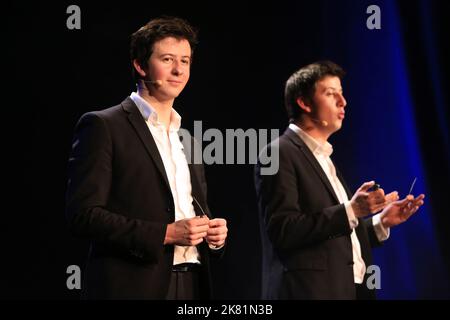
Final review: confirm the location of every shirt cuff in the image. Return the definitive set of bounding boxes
[208,243,224,250]
[345,201,359,229]
[372,213,390,241]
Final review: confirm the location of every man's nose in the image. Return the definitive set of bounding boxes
[172,60,184,76]
[338,93,347,108]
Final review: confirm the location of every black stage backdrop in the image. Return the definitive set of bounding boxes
[4,0,450,299]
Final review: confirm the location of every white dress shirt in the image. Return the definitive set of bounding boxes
[131,92,201,265]
[289,124,389,283]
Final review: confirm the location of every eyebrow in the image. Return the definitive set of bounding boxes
[158,53,191,59]
[322,86,343,92]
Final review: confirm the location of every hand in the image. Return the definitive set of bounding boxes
[385,191,400,204]
[351,181,395,217]
[380,194,425,228]
[206,218,228,248]
[164,216,210,246]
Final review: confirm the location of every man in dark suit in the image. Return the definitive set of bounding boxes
[66,16,228,299]
[255,61,425,299]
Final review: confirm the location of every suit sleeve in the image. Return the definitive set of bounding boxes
[65,112,166,263]
[255,141,352,252]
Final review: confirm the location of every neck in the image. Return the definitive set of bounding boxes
[137,83,173,130]
[293,118,330,143]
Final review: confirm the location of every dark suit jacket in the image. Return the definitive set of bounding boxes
[66,97,219,299]
[255,128,382,299]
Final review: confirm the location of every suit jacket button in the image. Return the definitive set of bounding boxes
[167,207,172,212]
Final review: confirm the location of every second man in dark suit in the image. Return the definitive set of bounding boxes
[255,61,425,299]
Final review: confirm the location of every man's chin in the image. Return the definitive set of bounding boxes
[168,89,183,98]
[330,122,342,133]
[162,91,181,100]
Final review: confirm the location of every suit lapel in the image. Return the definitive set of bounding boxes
[285,128,340,204]
[121,98,171,190]
[121,97,210,219]
[188,163,207,217]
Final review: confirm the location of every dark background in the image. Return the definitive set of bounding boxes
[4,0,450,299]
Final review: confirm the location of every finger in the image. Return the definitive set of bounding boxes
[410,203,422,213]
[369,189,385,202]
[207,226,228,235]
[189,216,210,226]
[370,195,386,206]
[358,192,370,198]
[209,218,227,227]
[369,201,390,214]
[395,196,413,207]
[207,228,220,236]
[410,195,425,209]
[374,188,385,197]
[197,215,210,223]
[206,234,226,242]
[190,238,204,246]
[414,194,425,201]
[190,224,210,234]
[403,205,419,218]
[187,231,208,240]
[367,192,386,207]
[358,181,375,192]
[385,191,399,202]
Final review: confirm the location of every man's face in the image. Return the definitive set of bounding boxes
[311,75,347,133]
[146,37,191,100]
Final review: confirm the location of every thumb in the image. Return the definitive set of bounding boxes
[358,181,375,192]
[209,218,226,227]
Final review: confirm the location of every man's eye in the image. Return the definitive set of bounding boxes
[181,60,190,65]
[163,57,173,62]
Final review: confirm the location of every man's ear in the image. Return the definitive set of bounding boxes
[296,97,312,113]
[133,59,146,78]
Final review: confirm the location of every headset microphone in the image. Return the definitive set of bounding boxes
[311,118,328,127]
[143,79,163,86]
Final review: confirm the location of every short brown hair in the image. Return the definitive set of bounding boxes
[284,61,345,121]
[130,16,198,80]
